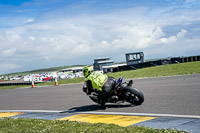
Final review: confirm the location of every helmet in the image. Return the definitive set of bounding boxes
[83,66,93,78]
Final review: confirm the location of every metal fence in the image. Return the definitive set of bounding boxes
[0,82,41,86]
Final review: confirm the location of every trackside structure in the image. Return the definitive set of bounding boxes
[93,57,114,71]
[126,52,144,65]
[119,54,200,71]
[91,53,200,73]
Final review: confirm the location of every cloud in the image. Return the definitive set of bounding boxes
[0,1,200,74]
[160,29,187,44]
[185,0,197,3]
[0,63,20,74]
[177,29,188,38]
[45,56,50,61]
[29,36,35,41]
[23,18,34,24]
[2,48,16,56]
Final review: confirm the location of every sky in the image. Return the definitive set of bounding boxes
[0,0,200,75]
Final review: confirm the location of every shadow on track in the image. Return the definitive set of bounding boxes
[61,104,135,113]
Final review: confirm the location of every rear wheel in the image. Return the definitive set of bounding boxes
[122,87,144,105]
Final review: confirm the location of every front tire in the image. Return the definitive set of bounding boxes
[122,86,144,105]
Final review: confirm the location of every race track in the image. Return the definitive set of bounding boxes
[0,74,200,116]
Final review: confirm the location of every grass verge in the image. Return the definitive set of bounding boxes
[0,85,30,90]
[107,61,200,79]
[0,118,187,133]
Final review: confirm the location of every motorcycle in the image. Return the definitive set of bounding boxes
[86,77,144,106]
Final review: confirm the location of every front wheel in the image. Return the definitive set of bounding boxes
[122,86,144,105]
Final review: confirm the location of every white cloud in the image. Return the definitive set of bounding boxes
[185,0,197,3]
[45,56,50,61]
[177,29,188,38]
[23,18,35,24]
[2,48,16,56]
[0,4,200,74]
[29,36,35,41]
[5,30,21,41]
[160,29,187,44]
[0,63,20,74]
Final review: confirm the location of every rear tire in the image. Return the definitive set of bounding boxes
[122,86,144,105]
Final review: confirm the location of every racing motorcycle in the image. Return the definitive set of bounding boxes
[86,77,144,106]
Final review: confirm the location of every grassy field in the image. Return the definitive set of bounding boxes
[107,61,200,79]
[0,61,200,90]
[0,118,187,133]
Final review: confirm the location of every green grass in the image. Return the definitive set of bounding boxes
[1,61,200,90]
[107,61,200,79]
[0,118,187,133]
[0,85,30,90]
[36,77,85,86]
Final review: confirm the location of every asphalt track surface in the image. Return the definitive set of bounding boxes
[0,74,200,116]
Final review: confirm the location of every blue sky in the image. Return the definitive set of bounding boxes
[0,0,200,74]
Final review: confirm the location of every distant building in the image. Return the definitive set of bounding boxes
[93,57,114,71]
[61,66,83,73]
[61,66,84,78]
[125,52,144,65]
[102,63,126,73]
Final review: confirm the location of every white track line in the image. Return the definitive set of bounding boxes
[0,110,61,113]
[0,110,200,119]
[81,112,200,119]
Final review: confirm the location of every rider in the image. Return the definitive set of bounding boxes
[82,66,116,102]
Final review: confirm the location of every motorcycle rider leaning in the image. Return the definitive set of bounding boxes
[82,66,116,103]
